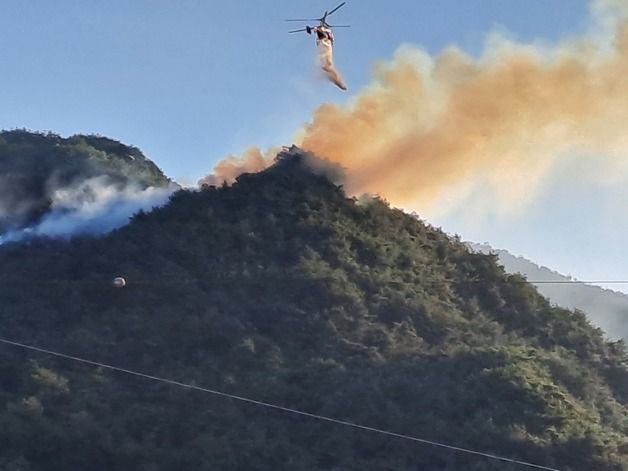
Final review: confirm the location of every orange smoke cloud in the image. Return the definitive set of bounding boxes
[301,26,628,210]
[203,3,628,214]
[199,147,276,186]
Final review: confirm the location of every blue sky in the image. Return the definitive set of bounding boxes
[6,0,628,292]
[0,1,589,180]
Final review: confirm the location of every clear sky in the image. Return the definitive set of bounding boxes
[6,0,628,292]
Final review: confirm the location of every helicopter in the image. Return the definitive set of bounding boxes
[285,2,350,45]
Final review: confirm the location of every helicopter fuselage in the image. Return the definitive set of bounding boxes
[307,25,334,44]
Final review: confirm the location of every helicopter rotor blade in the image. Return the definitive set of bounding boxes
[286,2,346,27]
[288,28,308,33]
[327,2,346,17]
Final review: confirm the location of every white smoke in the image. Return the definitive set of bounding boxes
[0,176,177,244]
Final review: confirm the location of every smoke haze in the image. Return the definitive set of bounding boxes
[198,147,277,187]
[0,177,176,244]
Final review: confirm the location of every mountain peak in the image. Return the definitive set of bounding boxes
[203,144,346,191]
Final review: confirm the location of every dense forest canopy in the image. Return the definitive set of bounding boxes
[0,148,627,470]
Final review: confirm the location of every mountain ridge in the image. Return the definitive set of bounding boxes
[0,146,627,470]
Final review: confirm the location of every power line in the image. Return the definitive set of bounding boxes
[3,277,628,286]
[0,337,560,471]
[516,280,628,285]
[395,279,628,285]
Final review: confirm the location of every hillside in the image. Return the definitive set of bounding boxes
[0,130,172,234]
[0,148,627,470]
[471,243,628,342]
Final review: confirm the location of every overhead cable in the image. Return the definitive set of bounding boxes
[0,337,561,471]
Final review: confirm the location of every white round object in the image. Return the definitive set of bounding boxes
[112,277,126,288]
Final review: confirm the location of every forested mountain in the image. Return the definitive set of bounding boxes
[0,130,172,234]
[0,148,627,470]
[470,243,628,342]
